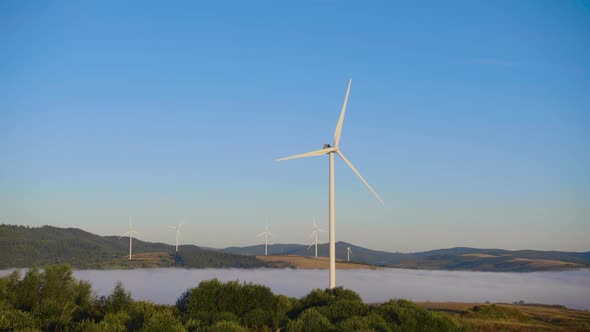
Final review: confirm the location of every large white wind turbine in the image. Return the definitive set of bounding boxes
[347,247,352,262]
[120,217,142,260]
[168,223,183,254]
[278,79,382,289]
[307,217,326,258]
[257,224,272,256]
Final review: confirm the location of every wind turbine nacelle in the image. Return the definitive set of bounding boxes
[323,144,331,149]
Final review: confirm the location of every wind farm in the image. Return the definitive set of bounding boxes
[1,1,588,331]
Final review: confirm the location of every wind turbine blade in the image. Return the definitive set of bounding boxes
[119,231,130,239]
[309,231,316,238]
[307,243,314,249]
[336,150,384,205]
[334,79,352,146]
[168,226,176,229]
[318,228,327,232]
[257,232,265,237]
[277,148,334,161]
[133,231,142,236]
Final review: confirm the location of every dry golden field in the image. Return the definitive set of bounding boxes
[256,254,381,270]
[418,302,590,331]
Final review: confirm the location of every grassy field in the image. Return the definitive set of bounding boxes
[418,302,590,331]
[256,254,381,269]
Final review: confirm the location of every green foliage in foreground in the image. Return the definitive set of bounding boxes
[0,264,468,331]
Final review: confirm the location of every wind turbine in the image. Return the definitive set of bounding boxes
[168,223,183,254]
[119,217,142,260]
[347,247,352,262]
[307,217,326,258]
[257,224,272,256]
[278,79,382,289]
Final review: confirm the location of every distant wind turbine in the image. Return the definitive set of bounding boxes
[347,247,352,262]
[119,217,142,260]
[278,79,382,289]
[168,223,183,254]
[307,217,326,257]
[257,224,272,256]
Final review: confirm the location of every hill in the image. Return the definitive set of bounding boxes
[222,242,590,272]
[0,224,266,269]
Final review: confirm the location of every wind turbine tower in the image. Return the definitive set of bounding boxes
[278,79,383,289]
[257,224,272,256]
[120,218,142,260]
[347,247,352,262]
[308,217,326,257]
[168,223,183,254]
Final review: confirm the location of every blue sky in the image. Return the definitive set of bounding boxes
[1,1,588,251]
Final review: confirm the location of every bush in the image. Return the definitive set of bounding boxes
[286,308,332,332]
[375,299,461,332]
[243,308,271,329]
[105,281,133,313]
[318,299,369,323]
[337,313,391,332]
[139,310,185,332]
[208,320,248,332]
[185,279,276,322]
[299,287,363,310]
[0,308,39,331]
[33,299,76,331]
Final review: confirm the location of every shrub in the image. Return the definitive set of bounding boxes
[105,281,133,313]
[243,308,271,329]
[139,310,185,332]
[186,279,276,321]
[318,299,369,323]
[466,304,529,321]
[286,308,332,332]
[208,320,248,332]
[33,299,76,331]
[0,308,39,331]
[337,313,391,332]
[299,287,363,310]
[375,299,460,332]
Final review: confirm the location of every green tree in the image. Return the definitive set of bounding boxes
[139,310,185,332]
[286,308,332,332]
[105,281,133,313]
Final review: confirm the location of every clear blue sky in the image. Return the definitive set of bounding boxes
[1,1,588,251]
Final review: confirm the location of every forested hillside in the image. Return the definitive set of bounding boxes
[0,225,265,269]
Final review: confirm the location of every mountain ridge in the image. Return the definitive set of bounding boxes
[221,241,590,272]
[2,224,588,272]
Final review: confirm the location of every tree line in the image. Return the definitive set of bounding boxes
[0,264,468,331]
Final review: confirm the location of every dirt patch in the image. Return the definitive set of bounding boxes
[509,258,581,268]
[461,253,499,258]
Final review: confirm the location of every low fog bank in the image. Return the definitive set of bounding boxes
[2,268,589,309]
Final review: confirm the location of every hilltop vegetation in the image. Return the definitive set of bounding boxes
[2,264,589,331]
[0,225,266,269]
